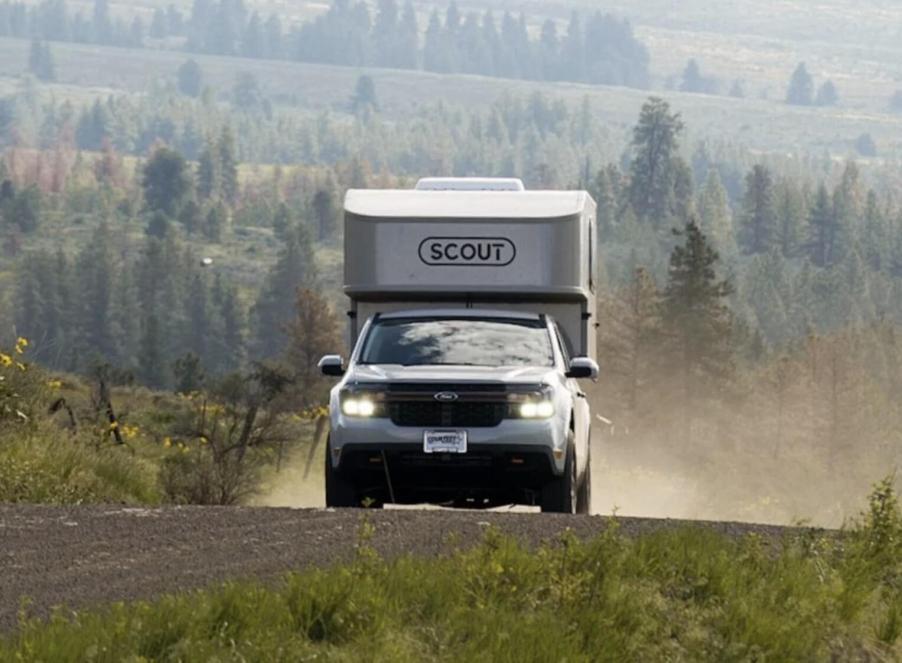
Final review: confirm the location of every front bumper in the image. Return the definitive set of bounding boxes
[328,415,567,504]
[332,442,557,505]
[329,415,567,474]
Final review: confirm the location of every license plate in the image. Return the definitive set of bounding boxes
[423,430,468,454]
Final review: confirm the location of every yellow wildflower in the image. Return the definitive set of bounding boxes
[14,337,28,354]
[109,421,119,431]
[0,353,11,367]
[15,362,26,372]
[47,379,62,389]
[163,437,172,448]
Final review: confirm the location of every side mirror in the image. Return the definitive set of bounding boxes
[318,355,345,377]
[566,357,599,380]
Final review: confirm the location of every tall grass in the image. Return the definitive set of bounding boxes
[5,484,902,661]
[0,424,160,505]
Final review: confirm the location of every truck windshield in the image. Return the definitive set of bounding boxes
[360,317,554,367]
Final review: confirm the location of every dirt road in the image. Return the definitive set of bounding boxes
[1,505,800,630]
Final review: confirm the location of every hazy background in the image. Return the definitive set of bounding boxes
[1,0,901,525]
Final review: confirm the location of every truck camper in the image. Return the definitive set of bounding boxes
[319,178,599,512]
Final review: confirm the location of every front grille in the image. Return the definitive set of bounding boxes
[389,401,506,427]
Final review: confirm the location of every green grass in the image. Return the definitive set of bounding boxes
[0,423,161,504]
[5,485,902,661]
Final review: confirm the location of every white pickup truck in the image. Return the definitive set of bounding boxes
[319,178,599,513]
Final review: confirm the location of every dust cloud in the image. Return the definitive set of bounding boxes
[253,450,325,509]
[253,425,883,527]
[588,427,886,528]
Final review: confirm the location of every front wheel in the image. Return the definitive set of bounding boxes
[540,433,577,514]
[324,437,358,508]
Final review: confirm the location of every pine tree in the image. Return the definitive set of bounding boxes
[111,263,140,368]
[396,1,419,69]
[539,19,559,80]
[204,203,225,242]
[150,8,167,38]
[8,185,42,233]
[179,199,201,235]
[807,184,835,267]
[373,0,399,68]
[173,352,205,393]
[177,59,203,97]
[774,177,805,258]
[698,169,735,256]
[680,59,703,93]
[138,311,166,388]
[217,126,238,204]
[28,39,55,81]
[661,221,734,439]
[284,288,340,407]
[743,249,790,344]
[311,188,337,242]
[272,202,292,239]
[142,146,192,217]
[76,223,117,363]
[738,165,777,254]
[560,11,584,81]
[146,210,170,238]
[815,80,838,106]
[242,12,263,58]
[264,14,283,59]
[861,190,888,271]
[423,10,451,73]
[252,224,317,357]
[92,0,112,43]
[185,273,209,362]
[786,62,814,106]
[14,259,45,359]
[350,75,379,115]
[214,275,244,372]
[627,97,685,229]
[197,138,219,200]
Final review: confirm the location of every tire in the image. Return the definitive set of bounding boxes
[540,433,577,514]
[324,437,358,508]
[576,431,591,515]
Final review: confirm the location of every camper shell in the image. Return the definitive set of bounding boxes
[343,188,598,360]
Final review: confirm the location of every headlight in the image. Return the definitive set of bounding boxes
[342,397,376,417]
[519,400,555,419]
[508,386,555,419]
[340,389,385,418]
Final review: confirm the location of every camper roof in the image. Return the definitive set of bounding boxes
[415,177,525,191]
[345,189,591,220]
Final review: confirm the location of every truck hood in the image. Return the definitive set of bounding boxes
[346,364,555,386]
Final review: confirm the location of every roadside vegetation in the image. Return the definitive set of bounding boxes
[4,481,902,661]
[0,330,326,506]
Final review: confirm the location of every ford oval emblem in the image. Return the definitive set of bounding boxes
[434,392,459,402]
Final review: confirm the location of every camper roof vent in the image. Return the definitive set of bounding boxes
[415,177,525,192]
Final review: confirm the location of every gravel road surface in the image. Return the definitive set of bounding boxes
[1,505,802,630]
